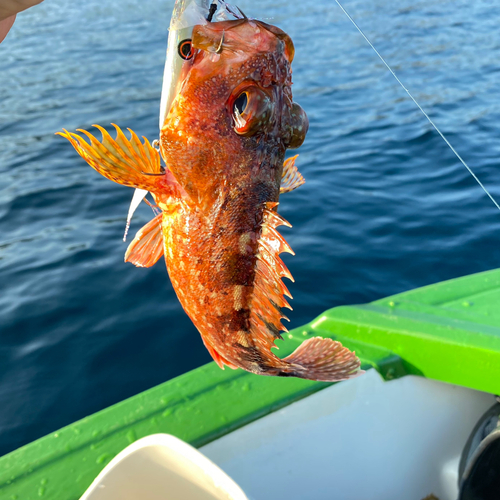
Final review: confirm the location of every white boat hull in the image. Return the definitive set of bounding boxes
[201,370,494,500]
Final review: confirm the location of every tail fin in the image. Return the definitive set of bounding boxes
[282,337,362,382]
[57,124,162,192]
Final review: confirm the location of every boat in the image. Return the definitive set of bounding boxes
[0,267,498,500]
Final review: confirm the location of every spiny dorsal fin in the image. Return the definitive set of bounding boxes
[57,124,162,192]
[280,155,305,194]
[246,202,294,351]
[125,213,163,268]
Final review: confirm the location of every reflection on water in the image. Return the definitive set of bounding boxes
[0,0,499,455]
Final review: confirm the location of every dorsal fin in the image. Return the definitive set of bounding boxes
[245,202,294,352]
[280,155,305,194]
[125,213,163,268]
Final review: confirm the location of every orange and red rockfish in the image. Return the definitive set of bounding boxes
[59,17,362,381]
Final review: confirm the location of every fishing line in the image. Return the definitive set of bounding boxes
[333,0,500,212]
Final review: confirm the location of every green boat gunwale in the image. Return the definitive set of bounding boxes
[1,267,499,500]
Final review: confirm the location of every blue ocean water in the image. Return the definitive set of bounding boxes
[1,0,499,456]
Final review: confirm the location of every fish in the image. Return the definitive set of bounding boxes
[58,1,362,382]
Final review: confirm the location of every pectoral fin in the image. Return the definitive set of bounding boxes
[125,213,163,268]
[57,124,163,192]
[280,155,305,194]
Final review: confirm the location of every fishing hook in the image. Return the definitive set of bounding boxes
[216,31,225,54]
[142,165,166,176]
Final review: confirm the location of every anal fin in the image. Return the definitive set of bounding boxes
[280,155,305,194]
[125,213,163,268]
[203,339,239,370]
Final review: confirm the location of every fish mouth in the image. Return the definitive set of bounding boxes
[191,18,294,63]
[254,20,295,62]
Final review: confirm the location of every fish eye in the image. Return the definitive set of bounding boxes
[178,39,194,60]
[231,87,273,137]
[233,92,248,115]
[287,102,309,149]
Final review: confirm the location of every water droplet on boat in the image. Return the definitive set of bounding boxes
[40,479,48,486]
[38,487,45,497]
[242,382,251,392]
[126,430,137,443]
[162,408,173,417]
[96,453,112,464]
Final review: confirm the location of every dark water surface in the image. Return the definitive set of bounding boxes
[1,0,500,456]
